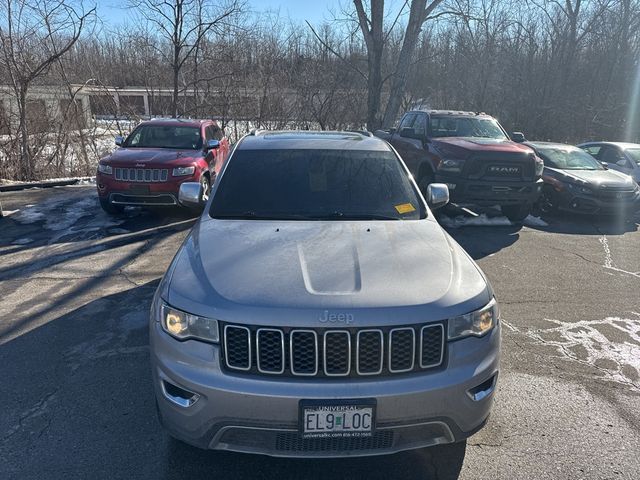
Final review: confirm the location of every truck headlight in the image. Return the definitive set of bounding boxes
[161,303,219,343]
[98,163,113,175]
[172,166,196,177]
[448,298,499,340]
[534,157,544,176]
[437,158,465,173]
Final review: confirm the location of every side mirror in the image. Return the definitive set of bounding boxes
[205,139,220,151]
[511,132,526,143]
[400,127,424,141]
[115,135,124,146]
[178,182,202,208]
[426,183,449,210]
[600,162,609,169]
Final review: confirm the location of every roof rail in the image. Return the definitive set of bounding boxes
[345,130,373,137]
[249,128,266,136]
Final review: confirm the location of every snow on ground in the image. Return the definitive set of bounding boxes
[504,314,640,389]
[12,190,127,243]
[439,213,513,228]
[11,238,34,245]
[523,214,549,227]
[439,213,548,229]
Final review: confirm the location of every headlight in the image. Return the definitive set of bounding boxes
[437,158,465,173]
[567,183,593,195]
[172,166,196,176]
[161,303,219,343]
[448,298,499,340]
[98,163,112,175]
[534,157,544,176]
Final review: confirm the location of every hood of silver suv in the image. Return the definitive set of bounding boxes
[166,218,491,327]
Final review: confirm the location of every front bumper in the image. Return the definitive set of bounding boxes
[150,321,500,457]
[554,190,640,215]
[436,174,543,206]
[96,171,199,206]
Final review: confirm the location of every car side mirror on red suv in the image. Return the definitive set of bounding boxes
[205,139,220,151]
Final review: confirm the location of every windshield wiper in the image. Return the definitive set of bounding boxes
[213,211,315,220]
[306,212,401,220]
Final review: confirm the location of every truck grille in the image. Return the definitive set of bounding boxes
[464,152,536,181]
[222,323,445,378]
[114,167,168,182]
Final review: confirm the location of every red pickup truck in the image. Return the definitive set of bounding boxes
[375,110,544,221]
[96,119,230,214]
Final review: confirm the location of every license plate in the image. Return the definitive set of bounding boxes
[299,399,376,439]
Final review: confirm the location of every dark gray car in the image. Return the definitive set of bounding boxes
[149,131,501,457]
[526,142,640,217]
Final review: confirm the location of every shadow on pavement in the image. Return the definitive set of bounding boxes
[444,225,521,260]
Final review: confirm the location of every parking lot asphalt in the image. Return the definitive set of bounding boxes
[1,185,639,480]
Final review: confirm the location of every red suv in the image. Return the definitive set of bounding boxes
[96,119,230,214]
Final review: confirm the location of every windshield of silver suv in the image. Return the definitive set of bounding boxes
[429,115,508,140]
[209,148,426,220]
[123,125,203,150]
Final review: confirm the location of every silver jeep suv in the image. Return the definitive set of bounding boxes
[150,131,500,457]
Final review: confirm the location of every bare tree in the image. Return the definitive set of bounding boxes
[129,0,243,118]
[0,0,95,180]
[352,0,445,130]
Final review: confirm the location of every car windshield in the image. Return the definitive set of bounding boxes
[538,146,604,170]
[124,125,202,149]
[210,149,426,220]
[625,148,640,166]
[429,116,508,140]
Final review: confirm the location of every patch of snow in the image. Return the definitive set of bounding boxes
[508,316,640,389]
[14,207,46,224]
[11,237,34,245]
[438,213,512,229]
[523,215,548,227]
[1,209,20,217]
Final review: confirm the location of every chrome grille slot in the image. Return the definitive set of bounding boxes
[323,331,351,376]
[389,328,415,373]
[256,328,285,374]
[356,330,383,375]
[290,330,318,376]
[420,325,444,368]
[221,323,444,378]
[224,325,251,371]
[114,167,168,182]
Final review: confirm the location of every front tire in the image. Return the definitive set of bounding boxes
[501,203,532,222]
[99,197,124,214]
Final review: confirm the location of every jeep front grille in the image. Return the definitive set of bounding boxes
[222,323,445,378]
[114,167,168,182]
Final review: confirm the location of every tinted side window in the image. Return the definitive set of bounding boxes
[398,114,416,130]
[212,125,223,140]
[412,114,427,136]
[205,126,214,141]
[599,146,626,165]
[582,145,601,157]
